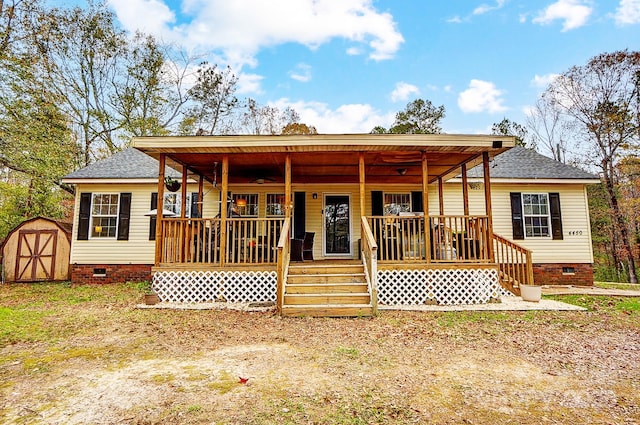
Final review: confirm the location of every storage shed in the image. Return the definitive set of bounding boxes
[1,217,72,283]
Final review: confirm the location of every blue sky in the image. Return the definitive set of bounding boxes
[101,0,639,135]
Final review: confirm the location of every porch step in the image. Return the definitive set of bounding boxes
[287,273,366,284]
[284,293,371,305]
[281,304,373,318]
[283,261,373,317]
[286,283,369,294]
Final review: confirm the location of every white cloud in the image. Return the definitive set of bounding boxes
[109,0,404,68]
[272,98,394,133]
[458,79,508,114]
[237,73,264,94]
[473,0,506,16]
[447,15,464,23]
[390,82,420,102]
[615,0,640,25]
[289,63,312,83]
[531,73,560,88]
[532,0,592,31]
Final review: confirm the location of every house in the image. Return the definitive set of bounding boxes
[1,217,72,283]
[62,134,599,316]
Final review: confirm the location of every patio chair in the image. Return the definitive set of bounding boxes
[302,232,315,260]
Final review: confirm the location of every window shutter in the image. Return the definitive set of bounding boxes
[411,191,423,213]
[372,191,383,216]
[78,192,92,240]
[549,192,563,240]
[191,192,200,218]
[149,193,158,240]
[117,193,132,241]
[510,192,524,240]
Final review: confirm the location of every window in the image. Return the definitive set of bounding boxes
[384,193,411,215]
[510,192,562,240]
[522,193,550,238]
[91,193,119,238]
[163,193,191,217]
[232,193,258,216]
[266,193,286,216]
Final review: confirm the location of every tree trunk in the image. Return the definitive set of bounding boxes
[603,170,638,283]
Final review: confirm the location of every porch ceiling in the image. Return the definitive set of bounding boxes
[132,134,515,185]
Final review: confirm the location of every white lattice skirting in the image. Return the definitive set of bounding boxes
[378,268,508,305]
[153,270,277,303]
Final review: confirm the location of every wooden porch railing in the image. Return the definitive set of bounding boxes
[367,215,491,263]
[276,219,291,313]
[159,217,285,265]
[492,233,534,295]
[360,216,378,316]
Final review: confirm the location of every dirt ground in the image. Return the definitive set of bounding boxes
[1,285,639,424]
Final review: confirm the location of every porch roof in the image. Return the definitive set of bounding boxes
[132,133,515,185]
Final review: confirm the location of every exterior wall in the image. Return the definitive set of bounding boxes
[69,183,218,265]
[72,263,152,284]
[440,182,595,265]
[1,218,71,282]
[533,263,594,286]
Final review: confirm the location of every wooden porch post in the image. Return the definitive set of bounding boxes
[422,151,431,263]
[285,154,292,220]
[180,166,187,218]
[359,153,366,219]
[155,154,166,265]
[197,175,204,218]
[461,163,469,216]
[482,152,495,261]
[180,165,188,262]
[438,177,444,216]
[220,156,229,266]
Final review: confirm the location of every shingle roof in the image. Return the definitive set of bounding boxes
[468,146,599,180]
[63,148,180,179]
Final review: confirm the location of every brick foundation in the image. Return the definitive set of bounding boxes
[533,263,593,286]
[71,264,152,285]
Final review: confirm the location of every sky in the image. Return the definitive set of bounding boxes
[96,0,640,135]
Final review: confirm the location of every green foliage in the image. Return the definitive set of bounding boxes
[491,117,529,147]
[372,98,445,134]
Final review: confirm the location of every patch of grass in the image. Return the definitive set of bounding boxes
[436,311,511,328]
[0,306,51,345]
[334,346,360,358]
[595,281,640,291]
[151,372,176,384]
[547,294,640,315]
[208,370,241,394]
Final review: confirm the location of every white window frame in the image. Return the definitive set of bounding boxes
[90,193,119,239]
[163,193,192,218]
[266,193,286,217]
[522,193,551,238]
[232,193,259,217]
[384,192,411,216]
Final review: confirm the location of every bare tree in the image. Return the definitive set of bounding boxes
[526,94,570,162]
[546,50,640,282]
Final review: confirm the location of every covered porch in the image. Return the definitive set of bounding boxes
[133,134,533,315]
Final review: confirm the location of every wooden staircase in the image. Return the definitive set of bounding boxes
[281,262,374,317]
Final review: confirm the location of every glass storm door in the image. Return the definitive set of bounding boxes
[324,194,351,255]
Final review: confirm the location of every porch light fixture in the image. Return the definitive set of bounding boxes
[396,168,407,176]
[312,193,318,199]
[236,198,247,208]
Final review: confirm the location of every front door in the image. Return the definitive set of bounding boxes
[324,194,351,256]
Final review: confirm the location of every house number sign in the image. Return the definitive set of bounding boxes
[568,230,583,236]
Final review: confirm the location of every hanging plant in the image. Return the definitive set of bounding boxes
[164,177,181,192]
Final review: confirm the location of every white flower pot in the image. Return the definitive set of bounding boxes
[520,284,542,302]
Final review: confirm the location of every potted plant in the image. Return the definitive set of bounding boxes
[164,176,181,192]
[520,283,542,302]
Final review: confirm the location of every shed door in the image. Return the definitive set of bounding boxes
[15,230,57,282]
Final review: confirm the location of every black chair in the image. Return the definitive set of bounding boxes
[302,232,315,260]
[290,238,304,262]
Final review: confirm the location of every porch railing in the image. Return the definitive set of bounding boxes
[367,215,491,263]
[159,217,285,265]
[276,219,291,313]
[360,216,378,316]
[493,233,534,295]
